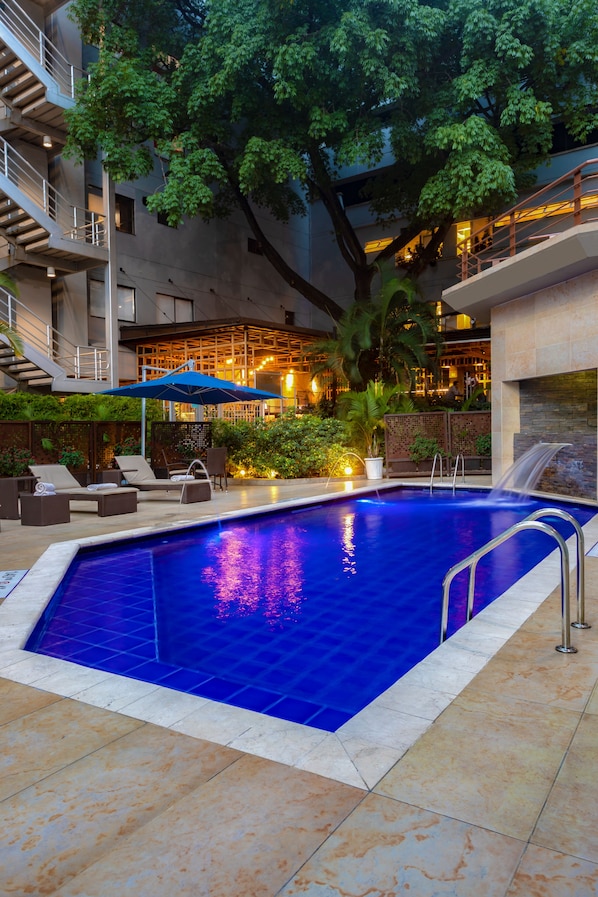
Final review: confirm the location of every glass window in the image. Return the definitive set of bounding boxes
[89,279,135,322]
[156,293,193,324]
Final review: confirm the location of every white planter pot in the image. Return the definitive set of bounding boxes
[364,457,384,479]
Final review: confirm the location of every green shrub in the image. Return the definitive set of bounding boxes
[0,445,35,477]
[217,414,351,478]
[475,432,492,456]
[408,434,443,464]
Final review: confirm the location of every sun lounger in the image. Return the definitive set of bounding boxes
[29,465,138,517]
[114,455,211,502]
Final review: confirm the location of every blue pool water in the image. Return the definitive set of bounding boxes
[26,488,595,731]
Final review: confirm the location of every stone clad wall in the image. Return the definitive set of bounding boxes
[514,371,597,499]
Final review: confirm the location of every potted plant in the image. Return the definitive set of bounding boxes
[475,432,492,469]
[408,434,443,470]
[58,445,86,468]
[339,380,402,479]
[0,445,35,477]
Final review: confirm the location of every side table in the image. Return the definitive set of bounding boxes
[0,476,37,519]
[20,493,71,526]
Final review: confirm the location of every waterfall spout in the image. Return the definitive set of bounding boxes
[490,443,571,501]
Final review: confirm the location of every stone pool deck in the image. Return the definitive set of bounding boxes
[1,476,598,895]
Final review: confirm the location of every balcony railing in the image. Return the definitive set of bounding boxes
[0,137,106,246]
[458,158,598,280]
[0,0,87,100]
[0,287,109,381]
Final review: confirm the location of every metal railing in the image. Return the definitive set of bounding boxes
[0,0,87,100]
[458,158,598,280]
[429,452,445,493]
[0,286,109,381]
[451,453,465,495]
[0,137,106,246]
[440,508,589,653]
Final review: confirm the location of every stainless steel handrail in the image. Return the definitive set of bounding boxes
[451,453,465,495]
[429,452,444,493]
[524,508,589,629]
[440,518,578,654]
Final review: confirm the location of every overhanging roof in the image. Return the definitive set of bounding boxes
[442,223,598,319]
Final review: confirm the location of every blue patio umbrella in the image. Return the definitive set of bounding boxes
[102,370,282,404]
[102,368,282,456]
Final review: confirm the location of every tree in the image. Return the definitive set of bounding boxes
[66,0,598,320]
[308,271,443,390]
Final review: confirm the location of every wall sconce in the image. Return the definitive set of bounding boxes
[46,266,56,278]
[42,135,53,149]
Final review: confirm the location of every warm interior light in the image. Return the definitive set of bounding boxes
[42,135,52,149]
[364,237,394,254]
[46,266,56,278]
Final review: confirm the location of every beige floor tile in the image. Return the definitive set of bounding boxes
[374,691,580,840]
[0,678,60,724]
[279,792,525,897]
[0,725,242,895]
[0,698,143,801]
[458,628,598,712]
[531,713,598,862]
[507,844,598,896]
[49,754,363,897]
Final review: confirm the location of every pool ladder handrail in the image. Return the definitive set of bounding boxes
[451,453,465,494]
[440,508,589,653]
[429,452,445,493]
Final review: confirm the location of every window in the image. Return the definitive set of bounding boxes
[89,279,136,322]
[156,293,193,324]
[87,189,135,234]
[247,237,264,255]
[115,194,134,234]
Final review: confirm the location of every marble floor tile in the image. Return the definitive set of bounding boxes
[279,793,525,897]
[0,699,143,802]
[506,844,598,896]
[49,754,363,897]
[459,629,598,712]
[531,712,598,863]
[0,678,60,725]
[374,691,580,840]
[0,725,242,895]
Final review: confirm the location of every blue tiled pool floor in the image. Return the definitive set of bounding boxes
[26,490,596,731]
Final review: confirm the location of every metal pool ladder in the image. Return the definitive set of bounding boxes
[440,508,590,653]
[429,453,445,493]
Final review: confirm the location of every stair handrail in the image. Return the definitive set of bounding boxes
[0,0,87,100]
[440,514,583,654]
[0,136,105,246]
[458,158,598,280]
[0,286,109,381]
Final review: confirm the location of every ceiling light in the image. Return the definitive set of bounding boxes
[46,266,56,278]
[43,135,52,149]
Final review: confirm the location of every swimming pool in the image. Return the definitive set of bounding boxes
[25,487,595,732]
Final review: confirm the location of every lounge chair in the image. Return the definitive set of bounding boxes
[29,465,138,517]
[114,455,211,502]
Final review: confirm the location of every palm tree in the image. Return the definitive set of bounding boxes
[338,380,405,458]
[307,271,443,393]
[0,273,22,356]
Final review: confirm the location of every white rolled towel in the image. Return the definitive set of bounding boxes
[170,474,195,482]
[87,483,119,491]
[34,482,56,495]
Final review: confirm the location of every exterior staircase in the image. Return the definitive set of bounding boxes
[0,0,111,392]
[0,286,109,391]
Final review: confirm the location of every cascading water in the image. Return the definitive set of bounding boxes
[490,442,571,501]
